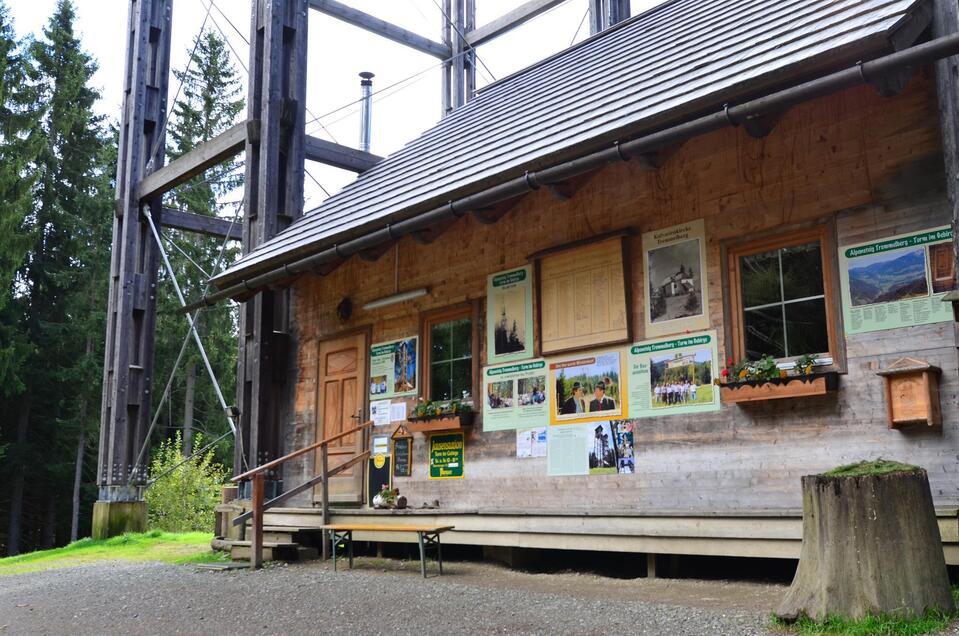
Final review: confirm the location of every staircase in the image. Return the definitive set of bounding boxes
[215,502,329,564]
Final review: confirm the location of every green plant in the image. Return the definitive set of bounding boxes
[144,432,227,532]
[412,399,473,418]
[795,353,818,376]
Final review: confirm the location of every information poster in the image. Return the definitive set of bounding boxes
[516,427,547,458]
[487,266,534,364]
[840,226,955,334]
[369,337,418,400]
[627,330,720,418]
[548,349,627,425]
[643,219,710,338]
[483,359,549,431]
[547,420,637,476]
[546,423,589,475]
[428,432,464,479]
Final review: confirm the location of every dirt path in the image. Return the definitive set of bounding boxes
[0,557,785,635]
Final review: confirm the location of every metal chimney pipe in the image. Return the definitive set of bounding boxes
[359,71,374,153]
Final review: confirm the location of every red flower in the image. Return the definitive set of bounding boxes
[721,369,729,377]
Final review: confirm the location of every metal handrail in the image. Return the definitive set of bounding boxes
[235,419,373,569]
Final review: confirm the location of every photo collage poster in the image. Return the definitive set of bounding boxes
[369,336,418,401]
[839,226,955,334]
[627,330,721,418]
[546,419,636,476]
[483,359,550,431]
[642,219,710,338]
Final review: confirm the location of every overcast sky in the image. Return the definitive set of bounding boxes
[9,0,660,208]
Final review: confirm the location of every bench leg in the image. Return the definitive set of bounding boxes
[417,532,427,579]
[348,530,354,569]
[437,534,443,576]
[331,531,337,572]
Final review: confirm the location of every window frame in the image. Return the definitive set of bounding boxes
[420,301,481,403]
[725,223,843,369]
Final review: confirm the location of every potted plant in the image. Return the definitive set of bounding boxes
[406,399,474,432]
[717,354,838,403]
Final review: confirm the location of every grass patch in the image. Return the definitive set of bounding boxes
[771,587,959,635]
[0,530,216,575]
[823,460,920,478]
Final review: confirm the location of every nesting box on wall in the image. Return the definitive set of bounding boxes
[876,357,942,429]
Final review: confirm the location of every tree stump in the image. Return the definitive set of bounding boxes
[777,461,954,621]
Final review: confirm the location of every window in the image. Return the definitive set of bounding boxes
[727,226,839,362]
[422,304,478,401]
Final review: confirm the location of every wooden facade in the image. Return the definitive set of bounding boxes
[268,70,959,557]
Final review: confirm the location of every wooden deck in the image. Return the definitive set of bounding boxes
[250,506,959,564]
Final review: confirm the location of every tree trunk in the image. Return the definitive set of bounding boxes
[777,468,954,621]
[184,362,196,457]
[70,430,85,543]
[71,333,93,543]
[41,496,56,549]
[6,400,30,556]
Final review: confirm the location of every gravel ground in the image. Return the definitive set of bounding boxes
[0,557,784,635]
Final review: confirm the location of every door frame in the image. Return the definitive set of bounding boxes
[312,324,372,505]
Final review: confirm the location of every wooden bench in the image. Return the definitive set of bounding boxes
[320,524,454,578]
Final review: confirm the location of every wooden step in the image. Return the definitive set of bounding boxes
[226,540,300,563]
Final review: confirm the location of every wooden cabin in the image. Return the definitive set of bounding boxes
[214,0,959,565]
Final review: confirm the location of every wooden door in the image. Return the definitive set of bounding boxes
[314,331,367,504]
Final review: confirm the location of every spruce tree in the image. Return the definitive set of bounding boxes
[3,0,110,554]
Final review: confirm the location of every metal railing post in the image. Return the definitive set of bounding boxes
[321,443,330,560]
[251,472,264,570]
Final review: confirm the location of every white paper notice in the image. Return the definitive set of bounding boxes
[390,402,407,422]
[547,424,589,476]
[516,429,533,458]
[531,427,547,458]
[372,435,390,457]
[371,400,391,427]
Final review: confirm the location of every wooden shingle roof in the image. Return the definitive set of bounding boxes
[217,0,925,285]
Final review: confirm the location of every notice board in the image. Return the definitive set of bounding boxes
[538,236,630,354]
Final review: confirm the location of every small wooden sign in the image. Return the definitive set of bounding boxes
[393,437,412,477]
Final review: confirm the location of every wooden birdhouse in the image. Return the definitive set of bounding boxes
[876,357,942,429]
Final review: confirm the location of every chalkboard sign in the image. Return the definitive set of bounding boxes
[367,454,392,507]
[393,438,412,477]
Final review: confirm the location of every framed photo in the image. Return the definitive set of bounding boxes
[548,349,627,425]
[643,219,710,337]
[486,266,534,364]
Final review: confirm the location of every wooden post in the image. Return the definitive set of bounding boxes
[932,0,959,348]
[95,0,172,524]
[251,472,264,570]
[321,444,330,560]
[236,0,309,478]
[646,553,656,579]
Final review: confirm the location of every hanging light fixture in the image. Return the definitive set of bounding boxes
[362,287,429,311]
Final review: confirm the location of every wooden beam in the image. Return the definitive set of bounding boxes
[304,135,383,172]
[136,122,246,201]
[160,207,242,241]
[932,0,959,343]
[308,0,450,59]
[465,0,567,47]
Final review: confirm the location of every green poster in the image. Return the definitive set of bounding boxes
[839,226,955,334]
[627,330,720,418]
[486,266,534,364]
[482,359,549,431]
[369,337,418,401]
[428,432,464,479]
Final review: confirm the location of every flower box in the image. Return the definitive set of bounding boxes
[720,372,839,404]
[405,411,474,433]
